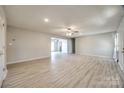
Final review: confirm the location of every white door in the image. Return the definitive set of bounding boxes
[0,16,6,81]
[120,29,124,70]
[118,17,124,71]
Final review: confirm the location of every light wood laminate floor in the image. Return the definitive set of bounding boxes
[2,53,124,88]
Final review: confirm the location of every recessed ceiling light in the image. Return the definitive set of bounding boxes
[44,18,49,22]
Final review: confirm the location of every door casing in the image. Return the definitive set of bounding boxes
[0,11,7,87]
[118,17,124,71]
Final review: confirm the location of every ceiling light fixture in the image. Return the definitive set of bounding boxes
[44,18,49,22]
[66,32,72,36]
[66,27,79,37]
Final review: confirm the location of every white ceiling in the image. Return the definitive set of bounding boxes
[3,5,124,38]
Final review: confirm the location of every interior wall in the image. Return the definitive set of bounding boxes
[7,26,51,64]
[71,38,75,54]
[75,32,115,58]
[67,39,72,54]
[7,26,72,64]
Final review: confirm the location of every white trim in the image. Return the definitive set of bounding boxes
[118,61,124,71]
[75,53,112,59]
[7,56,50,65]
[3,69,7,80]
[0,69,7,88]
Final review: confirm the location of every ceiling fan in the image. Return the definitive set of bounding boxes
[66,27,79,36]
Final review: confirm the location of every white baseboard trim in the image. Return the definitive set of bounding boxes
[76,53,112,59]
[7,56,50,65]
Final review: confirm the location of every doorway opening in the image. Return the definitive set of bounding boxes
[51,37,68,54]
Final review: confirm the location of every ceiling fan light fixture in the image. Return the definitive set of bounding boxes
[68,33,72,36]
[66,26,79,37]
[67,27,71,30]
[66,32,72,36]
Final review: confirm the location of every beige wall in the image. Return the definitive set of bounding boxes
[7,26,51,64]
[75,32,115,58]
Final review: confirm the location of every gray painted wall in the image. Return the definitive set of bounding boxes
[7,26,51,64]
[75,32,115,58]
[7,26,72,64]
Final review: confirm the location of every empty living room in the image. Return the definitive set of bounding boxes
[0,1,124,90]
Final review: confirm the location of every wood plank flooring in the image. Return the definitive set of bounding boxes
[2,53,123,88]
